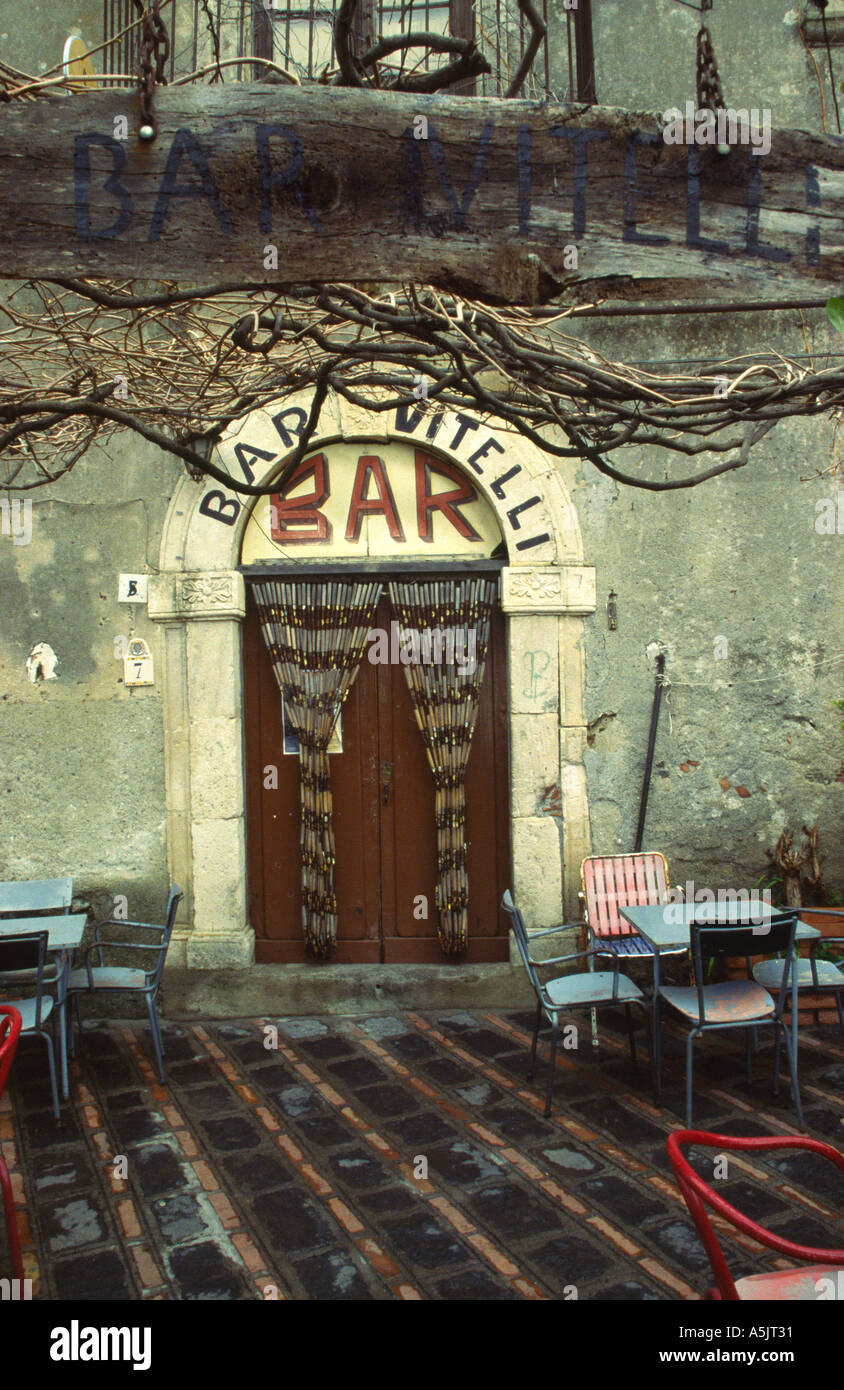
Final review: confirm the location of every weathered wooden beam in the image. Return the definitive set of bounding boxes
[1,85,842,302]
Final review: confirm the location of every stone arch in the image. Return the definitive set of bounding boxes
[150,392,596,967]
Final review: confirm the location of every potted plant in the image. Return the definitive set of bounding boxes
[728,825,843,1025]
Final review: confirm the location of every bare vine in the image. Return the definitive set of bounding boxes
[0,279,840,495]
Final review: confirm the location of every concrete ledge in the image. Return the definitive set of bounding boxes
[161,962,534,1018]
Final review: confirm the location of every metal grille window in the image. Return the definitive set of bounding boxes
[263,0,593,99]
[100,0,595,100]
[267,1,452,83]
[102,0,178,84]
[102,1,251,83]
[248,0,464,86]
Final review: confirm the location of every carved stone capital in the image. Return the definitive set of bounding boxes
[149,571,246,622]
[501,565,596,614]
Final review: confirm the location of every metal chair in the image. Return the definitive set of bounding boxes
[0,1006,24,1280]
[667,1130,844,1300]
[580,853,689,1045]
[502,889,651,1116]
[0,932,62,1120]
[753,907,844,1036]
[658,910,803,1128]
[67,885,182,1082]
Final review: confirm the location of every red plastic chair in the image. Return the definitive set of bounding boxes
[0,1006,23,1281]
[666,1129,844,1300]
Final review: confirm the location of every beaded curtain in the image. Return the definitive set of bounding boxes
[388,577,497,954]
[253,579,381,956]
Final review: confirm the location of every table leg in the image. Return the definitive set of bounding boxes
[59,1007,68,1099]
[791,952,799,1094]
[653,950,662,1103]
[56,952,69,1100]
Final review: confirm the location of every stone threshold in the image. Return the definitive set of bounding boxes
[161,962,534,1018]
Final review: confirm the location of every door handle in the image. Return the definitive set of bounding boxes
[381,762,393,805]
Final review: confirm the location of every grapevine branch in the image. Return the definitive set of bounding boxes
[0,279,840,495]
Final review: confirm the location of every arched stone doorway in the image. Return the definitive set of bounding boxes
[149,392,596,968]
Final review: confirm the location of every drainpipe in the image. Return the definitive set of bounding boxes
[634,645,668,852]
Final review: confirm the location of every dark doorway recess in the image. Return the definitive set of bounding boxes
[243,578,512,963]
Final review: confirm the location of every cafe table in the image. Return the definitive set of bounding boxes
[618,900,821,1101]
[0,914,87,1100]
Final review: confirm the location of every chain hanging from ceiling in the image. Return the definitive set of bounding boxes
[695,5,725,117]
[132,0,169,139]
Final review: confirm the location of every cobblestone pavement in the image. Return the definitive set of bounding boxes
[2,1007,843,1300]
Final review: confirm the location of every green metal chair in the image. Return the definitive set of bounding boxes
[659,910,803,1129]
[753,907,844,1036]
[67,885,182,1081]
[502,890,651,1116]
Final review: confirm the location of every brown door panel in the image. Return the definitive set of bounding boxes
[244,594,301,946]
[330,638,383,958]
[382,939,510,963]
[245,579,511,964]
[380,620,439,945]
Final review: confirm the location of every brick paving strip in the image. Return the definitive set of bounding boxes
[188,1025,425,1300]
[477,1009,844,1270]
[0,1086,37,1289]
[3,1008,842,1301]
[372,1013,697,1298]
[120,1026,280,1299]
[480,1010,844,1237]
[245,1015,658,1299]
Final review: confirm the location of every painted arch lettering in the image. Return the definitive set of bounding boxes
[200,406,552,555]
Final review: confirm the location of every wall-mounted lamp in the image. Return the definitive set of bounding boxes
[607,591,618,630]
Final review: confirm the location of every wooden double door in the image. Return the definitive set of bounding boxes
[243,579,512,963]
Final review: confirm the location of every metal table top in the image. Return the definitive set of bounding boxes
[619,901,820,953]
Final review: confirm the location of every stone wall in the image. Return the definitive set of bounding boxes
[562,0,827,129]
[560,309,844,899]
[0,434,179,925]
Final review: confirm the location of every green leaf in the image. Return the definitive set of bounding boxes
[826,298,844,335]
